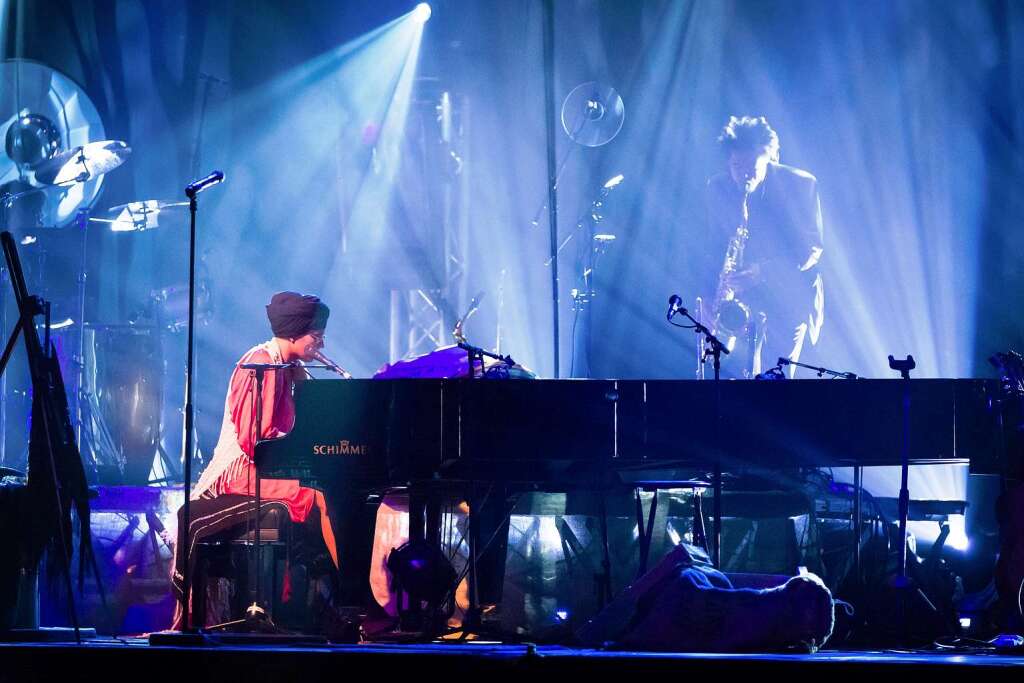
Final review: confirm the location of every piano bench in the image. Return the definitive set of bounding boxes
[191,503,291,628]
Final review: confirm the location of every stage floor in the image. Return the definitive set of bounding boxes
[2,639,1023,682]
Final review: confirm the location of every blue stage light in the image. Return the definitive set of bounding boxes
[413,3,431,24]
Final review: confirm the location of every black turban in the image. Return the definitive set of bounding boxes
[266,291,330,338]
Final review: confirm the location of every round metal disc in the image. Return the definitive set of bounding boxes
[561,82,625,148]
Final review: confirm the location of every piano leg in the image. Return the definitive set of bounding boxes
[713,462,723,568]
[323,491,376,608]
[468,484,511,608]
[425,491,442,549]
[408,488,426,545]
[854,465,862,587]
[402,488,427,632]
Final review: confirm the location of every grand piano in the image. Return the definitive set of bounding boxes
[256,377,1006,487]
[253,377,1007,606]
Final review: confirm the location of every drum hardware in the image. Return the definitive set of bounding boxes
[1,59,108,228]
[0,181,47,230]
[530,84,626,232]
[2,61,124,475]
[84,192,205,483]
[75,323,164,486]
[76,189,188,489]
[85,197,209,486]
[544,173,623,267]
[563,175,622,378]
[126,279,213,334]
[534,79,625,378]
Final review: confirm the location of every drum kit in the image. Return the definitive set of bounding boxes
[1,59,201,486]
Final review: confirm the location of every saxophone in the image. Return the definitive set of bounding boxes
[710,195,752,341]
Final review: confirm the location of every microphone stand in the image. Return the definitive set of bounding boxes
[887,354,919,644]
[455,340,516,633]
[773,355,860,582]
[777,357,858,379]
[667,302,729,567]
[233,361,294,631]
[179,174,221,634]
[202,360,337,640]
[179,190,199,631]
[457,341,515,379]
[541,0,561,378]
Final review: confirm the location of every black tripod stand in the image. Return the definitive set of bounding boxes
[0,231,95,643]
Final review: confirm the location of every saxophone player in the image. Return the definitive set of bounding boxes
[704,116,824,378]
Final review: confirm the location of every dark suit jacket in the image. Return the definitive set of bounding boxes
[704,162,824,333]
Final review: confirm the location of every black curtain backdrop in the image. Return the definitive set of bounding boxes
[1,1,1021,516]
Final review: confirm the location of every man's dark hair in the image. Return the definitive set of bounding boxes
[717,116,780,162]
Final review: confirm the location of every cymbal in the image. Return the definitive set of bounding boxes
[90,199,188,232]
[35,140,131,185]
[561,82,625,148]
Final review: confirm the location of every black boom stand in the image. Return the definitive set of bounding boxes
[667,296,730,567]
[888,354,916,587]
[456,341,517,634]
[884,353,942,644]
[150,171,222,645]
[776,357,859,380]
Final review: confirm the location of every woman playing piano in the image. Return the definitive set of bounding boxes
[170,291,339,629]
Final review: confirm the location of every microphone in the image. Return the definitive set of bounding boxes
[777,357,792,366]
[312,350,353,379]
[585,96,606,121]
[185,170,225,198]
[667,294,683,320]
